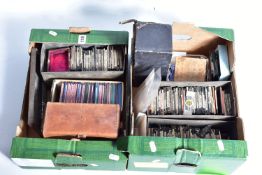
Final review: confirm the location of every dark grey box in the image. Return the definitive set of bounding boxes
[132,21,172,85]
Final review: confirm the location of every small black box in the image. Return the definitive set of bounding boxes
[132,21,172,85]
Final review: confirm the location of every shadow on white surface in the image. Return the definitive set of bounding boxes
[0,19,29,157]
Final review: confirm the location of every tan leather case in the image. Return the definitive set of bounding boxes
[43,102,120,139]
[174,56,208,81]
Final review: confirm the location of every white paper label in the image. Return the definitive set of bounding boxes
[12,158,55,167]
[109,154,119,161]
[217,140,225,151]
[173,34,192,40]
[149,141,157,152]
[78,35,86,44]
[134,162,168,168]
[49,30,57,36]
[152,159,161,163]
[172,51,187,57]
[90,163,99,167]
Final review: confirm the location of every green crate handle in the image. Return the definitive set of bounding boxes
[174,149,201,167]
[54,153,88,167]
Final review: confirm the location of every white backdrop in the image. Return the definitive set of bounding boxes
[0,0,262,174]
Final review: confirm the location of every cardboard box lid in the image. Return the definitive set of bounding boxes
[29,29,129,45]
[10,137,127,170]
[172,22,234,53]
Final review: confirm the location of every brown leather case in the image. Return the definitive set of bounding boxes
[42,102,120,139]
[174,56,208,81]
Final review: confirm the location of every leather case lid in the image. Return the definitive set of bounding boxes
[43,102,120,139]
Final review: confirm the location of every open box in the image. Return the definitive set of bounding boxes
[147,81,236,120]
[40,43,127,81]
[10,29,130,170]
[118,21,247,174]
